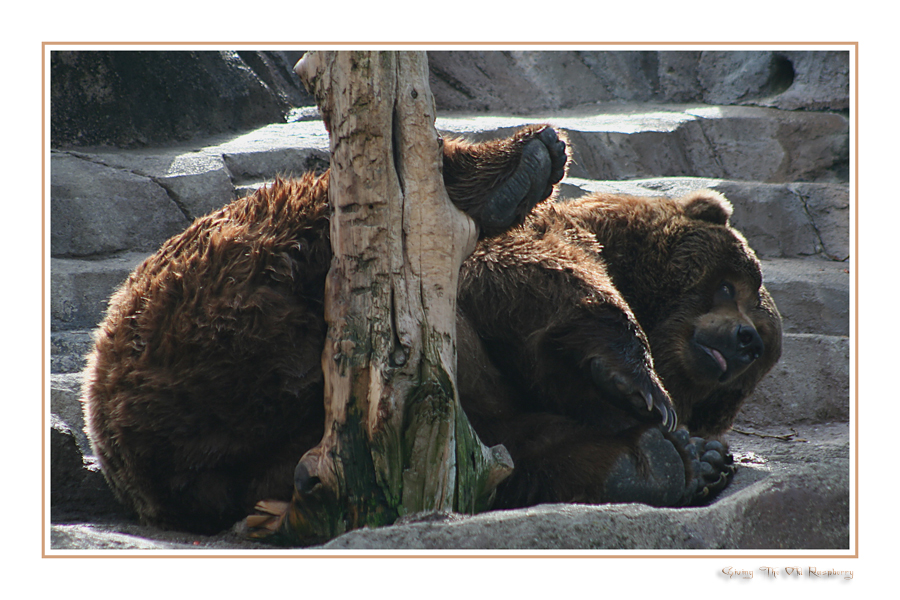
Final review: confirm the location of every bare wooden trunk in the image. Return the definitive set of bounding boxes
[283,51,512,544]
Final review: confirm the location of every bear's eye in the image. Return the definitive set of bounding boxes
[715,282,736,301]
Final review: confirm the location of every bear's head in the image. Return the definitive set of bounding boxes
[573,189,783,437]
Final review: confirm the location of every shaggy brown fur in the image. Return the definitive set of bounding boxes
[84,174,333,533]
[83,125,781,534]
[456,189,782,507]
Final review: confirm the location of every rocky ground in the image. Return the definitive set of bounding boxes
[50,421,848,551]
[48,51,851,552]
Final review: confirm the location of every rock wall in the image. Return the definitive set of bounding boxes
[427,51,848,113]
[52,50,848,148]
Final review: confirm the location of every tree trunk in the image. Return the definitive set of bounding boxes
[280,50,512,545]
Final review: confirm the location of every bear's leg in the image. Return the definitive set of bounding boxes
[558,315,678,430]
[442,125,568,236]
[459,252,677,430]
[459,313,719,508]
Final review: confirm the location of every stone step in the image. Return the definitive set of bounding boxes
[51,106,847,258]
[560,176,849,261]
[434,105,848,184]
[740,333,850,428]
[51,152,190,258]
[81,127,331,203]
[315,431,848,549]
[51,252,148,331]
[761,258,850,337]
[50,329,95,374]
[52,127,331,257]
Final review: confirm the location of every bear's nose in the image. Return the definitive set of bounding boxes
[735,324,764,362]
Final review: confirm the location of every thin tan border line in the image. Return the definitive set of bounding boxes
[42,41,47,560]
[853,42,860,557]
[42,40,857,46]
[46,553,858,559]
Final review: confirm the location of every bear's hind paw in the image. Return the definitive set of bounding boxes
[478,127,567,235]
[673,431,736,505]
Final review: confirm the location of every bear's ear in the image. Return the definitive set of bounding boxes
[678,190,733,225]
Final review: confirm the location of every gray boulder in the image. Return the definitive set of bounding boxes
[50,50,312,148]
[699,51,850,110]
[50,416,125,523]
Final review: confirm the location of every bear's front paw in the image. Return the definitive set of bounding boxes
[590,354,677,431]
[479,126,567,236]
[672,429,735,505]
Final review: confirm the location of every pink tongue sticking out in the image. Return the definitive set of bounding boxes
[710,347,727,372]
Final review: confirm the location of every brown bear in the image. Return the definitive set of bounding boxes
[456,186,782,508]
[82,125,781,535]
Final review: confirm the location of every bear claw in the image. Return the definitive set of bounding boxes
[591,355,677,431]
[673,431,735,505]
[659,401,677,432]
